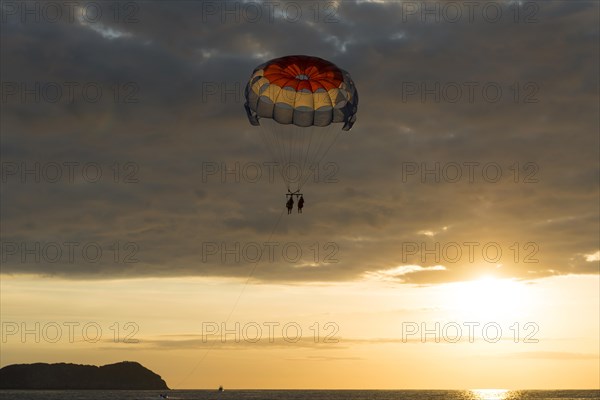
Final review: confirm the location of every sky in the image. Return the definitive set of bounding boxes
[1,0,599,390]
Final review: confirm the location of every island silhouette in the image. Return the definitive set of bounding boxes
[0,361,169,390]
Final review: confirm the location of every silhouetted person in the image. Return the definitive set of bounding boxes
[297,195,304,213]
[286,196,294,214]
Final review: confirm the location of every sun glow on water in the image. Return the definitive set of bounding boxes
[470,389,510,400]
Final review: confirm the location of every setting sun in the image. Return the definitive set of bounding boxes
[443,276,532,321]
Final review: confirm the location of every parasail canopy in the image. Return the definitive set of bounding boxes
[244,55,358,193]
[244,55,358,130]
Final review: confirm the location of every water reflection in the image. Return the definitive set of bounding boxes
[470,389,511,400]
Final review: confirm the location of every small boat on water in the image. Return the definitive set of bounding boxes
[218,385,224,392]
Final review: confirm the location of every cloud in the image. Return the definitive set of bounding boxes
[1,1,598,284]
[98,332,537,351]
[99,335,346,351]
[364,265,446,282]
[503,351,600,361]
[585,251,600,262]
[284,356,363,361]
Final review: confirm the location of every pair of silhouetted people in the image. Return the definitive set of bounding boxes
[286,195,304,214]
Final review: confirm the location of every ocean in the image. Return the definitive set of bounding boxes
[0,390,598,400]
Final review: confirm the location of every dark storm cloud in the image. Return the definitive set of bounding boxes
[1,0,598,283]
